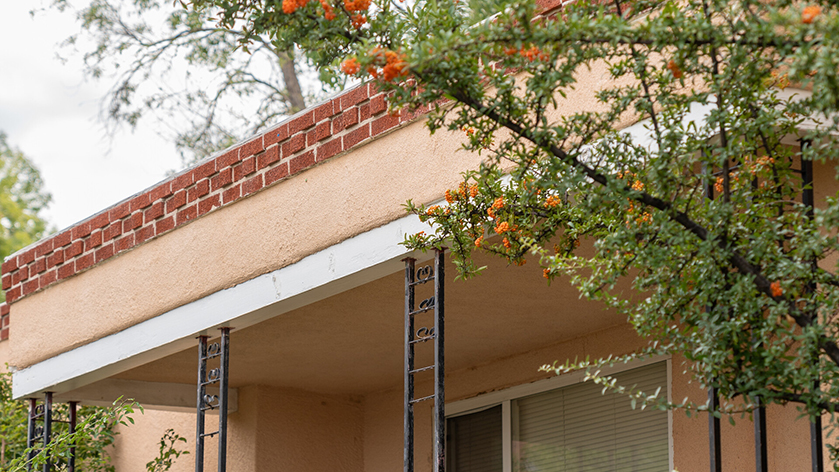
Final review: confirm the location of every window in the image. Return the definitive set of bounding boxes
[446,361,670,472]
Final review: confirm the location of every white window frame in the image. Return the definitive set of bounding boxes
[445,355,673,472]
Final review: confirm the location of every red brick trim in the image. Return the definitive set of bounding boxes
[1,83,418,303]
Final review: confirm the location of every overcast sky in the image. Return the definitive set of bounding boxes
[0,2,182,232]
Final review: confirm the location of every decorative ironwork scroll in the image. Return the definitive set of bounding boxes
[196,327,231,472]
[403,249,445,472]
[26,393,77,472]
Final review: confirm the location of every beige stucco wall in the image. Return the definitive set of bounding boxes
[670,351,831,471]
[8,63,642,372]
[9,115,473,369]
[0,341,9,373]
[110,409,196,472]
[252,386,364,472]
[110,385,364,472]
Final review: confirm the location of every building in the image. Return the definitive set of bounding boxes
[0,70,833,470]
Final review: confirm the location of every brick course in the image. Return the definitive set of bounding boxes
[1,83,417,303]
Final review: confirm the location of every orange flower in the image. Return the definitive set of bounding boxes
[667,60,682,79]
[802,5,821,23]
[495,221,510,234]
[773,71,790,90]
[318,0,335,19]
[544,195,562,208]
[458,182,468,198]
[518,46,548,62]
[351,14,367,28]
[446,190,455,203]
[341,57,361,75]
[382,50,408,81]
[770,281,783,297]
[344,0,371,11]
[283,0,308,13]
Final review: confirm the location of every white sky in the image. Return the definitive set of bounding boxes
[0,2,182,232]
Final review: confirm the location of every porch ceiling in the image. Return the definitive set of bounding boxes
[112,249,625,395]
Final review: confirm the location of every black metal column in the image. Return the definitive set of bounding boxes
[801,147,824,472]
[709,386,722,472]
[195,335,208,472]
[753,396,767,472]
[195,329,230,472]
[433,251,445,472]
[26,398,37,471]
[810,379,824,472]
[703,161,723,472]
[403,249,446,472]
[24,394,77,471]
[68,401,77,472]
[403,257,415,472]
[218,328,230,472]
[42,393,52,472]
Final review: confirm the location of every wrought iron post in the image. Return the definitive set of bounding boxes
[403,258,415,472]
[218,327,230,472]
[800,143,824,472]
[42,392,52,472]
[708,386,722,472]
[810,379,824,472]
[702,161,723,472]
[68,401,77,472]
[196,335,208,472]
[24,394,77,471]
[433,251,445,472]
[403,249,446,472]
[753,396,767,472]
[26,398,37,471]
[195,328,231,472]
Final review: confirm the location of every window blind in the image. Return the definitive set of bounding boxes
[447,405,504,472]
[514,362,669,472]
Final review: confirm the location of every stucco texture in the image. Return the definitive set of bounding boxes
[9,63,640,372]
[9,116,475,369]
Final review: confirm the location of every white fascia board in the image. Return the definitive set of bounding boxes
[13,213,435,399]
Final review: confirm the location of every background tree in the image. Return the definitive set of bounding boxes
[0,132,51,303]
[47,0,344,166]
[189,0,839,459]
